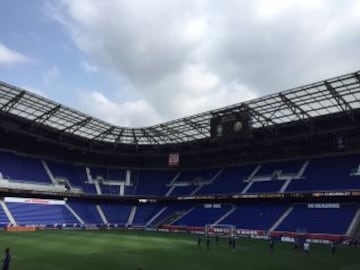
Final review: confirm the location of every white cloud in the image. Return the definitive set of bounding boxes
[42,66,60,87]
[76,90,161,127]
[0,43,29,65]
[81,60,98,73]
[21,86,47,98]
[141,64,257,119]
[46,0,360,126]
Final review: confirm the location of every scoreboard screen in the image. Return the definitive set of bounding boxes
[210,111,250,140]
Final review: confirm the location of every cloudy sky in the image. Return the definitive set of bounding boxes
[1,0,360,127]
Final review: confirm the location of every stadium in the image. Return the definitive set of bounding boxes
[0,70,360,269]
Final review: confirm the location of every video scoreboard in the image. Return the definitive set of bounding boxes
[210,111,250,140]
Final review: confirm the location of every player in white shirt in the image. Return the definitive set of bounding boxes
[303,242,310,254]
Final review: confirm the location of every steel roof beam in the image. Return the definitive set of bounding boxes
[212,106,240,116]
[92,126,115,140]
[159,125,200,149]
[159,124,197,142]
[62,117,92,133]
[114,129,125,145]
[150,126,181,143]
[354,72,360,83]
[147,127,176,144]
[2,70,360,146]
[141,128,160,144]
[242,104,277,135]
[132,129,138,144]
[150,125,197,149]
[242,104,276,126]
[325,81,354,121]
[279,93,313,128]
[142,128,179,150]
[0,90,25,112]
[183,119,207,135]
[32,105,62,124]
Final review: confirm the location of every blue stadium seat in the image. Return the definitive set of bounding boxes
[276,204,358,234]
[6,202,78,225]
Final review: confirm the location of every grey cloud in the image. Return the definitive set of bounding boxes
[206,1,360,92]
[48,0,360,126]
[59,0,203,85]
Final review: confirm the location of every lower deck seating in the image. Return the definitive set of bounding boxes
[275,204,358,234]
[100,203,132,225]
[2,200,358,237]
[133,205,163,226]
[68,201,103,224]
[148,205,191,226]
[0,207,9,225]
[222,204,288,230]
[173,205,231,227]
[6,202,78,225]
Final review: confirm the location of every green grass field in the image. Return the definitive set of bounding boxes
[1,230,360,270]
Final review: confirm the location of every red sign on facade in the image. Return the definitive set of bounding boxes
[168,153,180,167]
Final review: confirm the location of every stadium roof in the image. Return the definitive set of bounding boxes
[1,70,360,145]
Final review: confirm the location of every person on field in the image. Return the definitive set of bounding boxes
[303,242,310,254]
[293,239,299,252]
[197,236,201,247]
[228,237,233,247]
[2,248,11,270]
[269,238,274,253]
[206,237,211,252]
[331,241,336,256]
